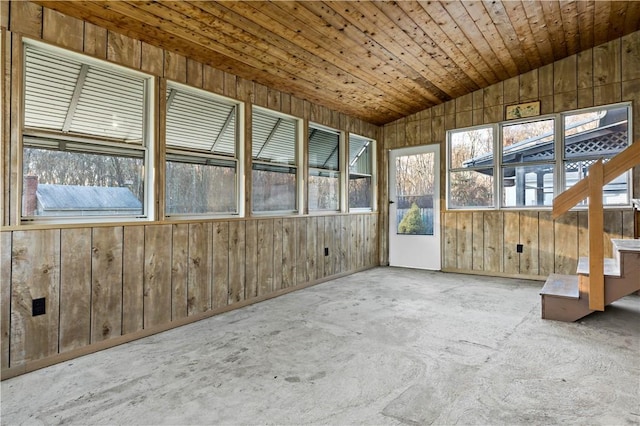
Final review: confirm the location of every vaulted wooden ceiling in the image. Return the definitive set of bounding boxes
[34,1,640,125]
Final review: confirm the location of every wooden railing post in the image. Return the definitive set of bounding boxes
[551,140,640,312]
[588,160,605,311]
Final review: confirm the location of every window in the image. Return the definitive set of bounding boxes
[308,124,341,211]
[165,83,240,216]
[252,108,299,213]
[21,41,152,220]
[501,118,555,207]
[446,103,632,209]
[447,126,494,208]
[348,134,375,210]
[563,105,631,206]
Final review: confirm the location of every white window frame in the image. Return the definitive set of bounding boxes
[251,106,302,215]
[446,102,633,210]
[308,122,343,213]
[347,133,377,212]
[446,124,496,210]
[164,81,243,219]
[559,103,633,207]
[20,38,155,224]
[500,116,557,208]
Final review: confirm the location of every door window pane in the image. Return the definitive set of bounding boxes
[395,153,435,235]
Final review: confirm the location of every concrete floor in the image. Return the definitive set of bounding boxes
[2,267,639,425]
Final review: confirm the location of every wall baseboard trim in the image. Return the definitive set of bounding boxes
[1,264,377,381]
[440,268,546,282]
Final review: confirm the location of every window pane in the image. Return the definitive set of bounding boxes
[252,164,296,212]
[252,110,297,165]
[165,88,236,156]
[24,44,146,144]
[395,152,435,236]
[448,170,494,208]
[502,164,554,207]
[564,106,628,159]
[349,175,372,209]
[309,170,339,211]
[449,127,493,169]
[349,136,372,175]
[349,135,374,209]
[22,147,144,217]
[165,159,236,215]
[502,119,554,164]
[164,85,239,216]
[565,160,630,206]
[309,127,339,170]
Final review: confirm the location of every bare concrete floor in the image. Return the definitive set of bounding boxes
[2,267,639,425]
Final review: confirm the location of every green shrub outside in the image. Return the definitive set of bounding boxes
[398,202,427,234]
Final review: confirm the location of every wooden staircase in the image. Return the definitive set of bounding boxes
[540,140,640,322]
[541,239,640,321]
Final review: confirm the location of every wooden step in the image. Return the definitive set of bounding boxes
[612,238,640,253]
[612,239,640,277]
[576,257,620,277]
[540,274,593,322]
[540,273,579,299]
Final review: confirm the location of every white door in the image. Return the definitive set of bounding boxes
[389,145,440,270]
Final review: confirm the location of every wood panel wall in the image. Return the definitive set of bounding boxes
[441,210,634,277]
[0,2,381,378]
[1,214,378,375]
[382,30,640,274]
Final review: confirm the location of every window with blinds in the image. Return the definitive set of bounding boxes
[252,108,299,213]
[348,134,375,210]
[21,41,152,221]
[308,124,341,211]
[164,83,240,216]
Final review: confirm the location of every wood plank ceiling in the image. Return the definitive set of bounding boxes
[33,1,640,125]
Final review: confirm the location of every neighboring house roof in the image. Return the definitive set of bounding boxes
[36,184,141,211]
[463,111,628,177]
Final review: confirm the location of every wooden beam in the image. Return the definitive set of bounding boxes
[588,160,604,311]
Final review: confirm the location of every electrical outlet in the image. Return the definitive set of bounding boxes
[516,244,523,253]
[32,297,46,316]
[324,247,329,256]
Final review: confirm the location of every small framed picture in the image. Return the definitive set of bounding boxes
[505,101,541,120]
